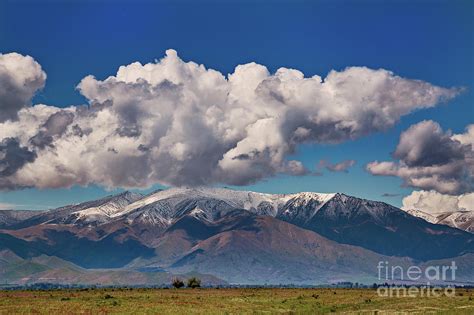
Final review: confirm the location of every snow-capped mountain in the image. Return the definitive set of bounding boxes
[438,211,474,233]
[7,187,417,232]
[406,209,438,224]
[0,210,46,228]
[1,187,474,285]
[11,191,143,228]
[7,187,473,260]
[64,191,143,225]
[55,187,336,228]
[407,209,474,233]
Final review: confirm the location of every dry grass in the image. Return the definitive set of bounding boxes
[0,287,473,314]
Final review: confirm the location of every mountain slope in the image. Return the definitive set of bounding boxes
[8,191,143,229]
[0,249,226,286]
[437,211,474,233]
[407,209,474,234]
[0,210,46,228]
[0,228,155,268]
[406,209,438,223]
[164,211,413,284]
[288,193,474,260]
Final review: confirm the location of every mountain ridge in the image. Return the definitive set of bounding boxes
[1,187,473,285]
[406,208,474,233]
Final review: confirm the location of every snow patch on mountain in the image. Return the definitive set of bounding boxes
[405,208,474,233]
[67,191,143,225]
[406,209,438,224]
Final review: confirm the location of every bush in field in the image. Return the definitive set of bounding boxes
[172,278,185,289]
[187,277,201,288]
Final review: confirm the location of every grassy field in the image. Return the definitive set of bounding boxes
[0,288,473,314]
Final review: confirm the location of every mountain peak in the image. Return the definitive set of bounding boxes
[113,190,144,202]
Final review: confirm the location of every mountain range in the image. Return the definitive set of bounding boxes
[1,187,473,286]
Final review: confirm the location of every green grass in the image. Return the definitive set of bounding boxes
[0,288,473,314]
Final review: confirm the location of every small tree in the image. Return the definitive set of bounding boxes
[172,278,184,289]
[187,277,201,288]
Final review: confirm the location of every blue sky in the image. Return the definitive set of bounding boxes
[0,0,473,209]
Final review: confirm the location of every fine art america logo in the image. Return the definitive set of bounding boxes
[376,261,457,297]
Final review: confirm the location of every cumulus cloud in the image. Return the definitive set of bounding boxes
[30,110,75,148]
[0,138,37,189]
[0,50,461,189]
[0,53,46,122]
[393,120,467,167]
[367,121,474,194]
[402,190,474,214]
[318,159,356,173]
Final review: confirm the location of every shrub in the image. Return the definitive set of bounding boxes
[172,278,185,289]
[187,277,201,288]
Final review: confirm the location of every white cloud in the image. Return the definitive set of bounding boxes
[0,53,46,122]
[367,121,474,194]
[0,50,461,189]
[402,190,474,214]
